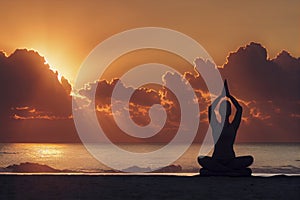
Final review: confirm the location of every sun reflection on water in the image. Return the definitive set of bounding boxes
[31,144,63,158]
[38,148,62,157]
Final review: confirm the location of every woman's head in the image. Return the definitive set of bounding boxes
[219,100,231,119]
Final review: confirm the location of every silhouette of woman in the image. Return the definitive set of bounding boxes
[198,80,253,175]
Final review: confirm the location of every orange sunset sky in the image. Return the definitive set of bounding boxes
[0,0,299,83]
[0,0,299,143]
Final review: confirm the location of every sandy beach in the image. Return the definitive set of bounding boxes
[0,174,299,199]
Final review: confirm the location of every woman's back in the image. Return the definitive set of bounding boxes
[213,124,236,159]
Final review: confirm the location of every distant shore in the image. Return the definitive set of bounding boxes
[0,174,299,199]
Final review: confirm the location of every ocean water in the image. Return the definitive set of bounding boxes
[0,143,299,174]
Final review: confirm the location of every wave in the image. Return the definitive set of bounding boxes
[1,162,300,174]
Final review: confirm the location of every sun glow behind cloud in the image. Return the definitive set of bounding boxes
[28,45,75,84]
[13,47,68,83]
[44,57,63,82]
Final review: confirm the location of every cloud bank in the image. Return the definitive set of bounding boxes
[0,49,79,142]
[0,43,299,142]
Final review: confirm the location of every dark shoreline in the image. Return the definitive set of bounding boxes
[0,175,299,199]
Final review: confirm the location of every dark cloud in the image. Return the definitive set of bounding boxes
[77,78,180,143]
[221,42,300,101]
[220,42,300,142]
[0,49,79,142]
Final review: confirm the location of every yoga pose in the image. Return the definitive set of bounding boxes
[198,80,253,175]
